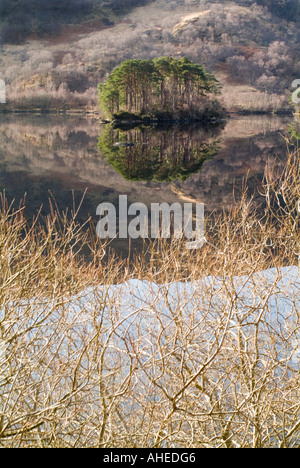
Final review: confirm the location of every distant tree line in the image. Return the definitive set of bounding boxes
[98,57,221,120]
[103,0,154,11]
[256,0,300,21]
[0,0,155,44]
[235,0,300,21]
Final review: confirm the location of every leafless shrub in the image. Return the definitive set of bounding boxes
[27,51,54,70]
[0,144,299,447]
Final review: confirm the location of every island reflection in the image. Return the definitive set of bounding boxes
[98,122,224,183]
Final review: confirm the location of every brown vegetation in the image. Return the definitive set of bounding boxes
[1,0,298,113]
[0,145,299,447]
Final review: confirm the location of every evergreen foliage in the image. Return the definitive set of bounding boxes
[98,57,221,120]
[98,123,220,182]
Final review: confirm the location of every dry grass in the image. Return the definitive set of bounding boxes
[220,84,288,113]
[0,145,299,447]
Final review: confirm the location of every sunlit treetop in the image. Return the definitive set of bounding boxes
[98,56,221,119]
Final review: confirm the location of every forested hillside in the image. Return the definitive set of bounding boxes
[256,0,300,21]
[0,0,299,113]
[0,0,155,44]
[1,0,299,45]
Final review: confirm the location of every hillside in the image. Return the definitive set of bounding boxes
[0,1,156,44]
[0,0,299,113]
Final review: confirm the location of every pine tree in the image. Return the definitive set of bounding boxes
[98,57,221,120]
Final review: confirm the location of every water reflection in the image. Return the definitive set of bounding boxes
[288,114,300,140]
[0,114,292,222]
[98,122,224,182]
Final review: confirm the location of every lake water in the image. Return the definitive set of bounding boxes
[0,113,293,254]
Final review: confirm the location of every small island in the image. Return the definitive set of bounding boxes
[98,56,224,123]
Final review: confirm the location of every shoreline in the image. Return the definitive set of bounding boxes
[0,108,101,117]
[0,108,294,118]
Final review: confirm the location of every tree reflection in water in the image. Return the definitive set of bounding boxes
[98,122,224,182]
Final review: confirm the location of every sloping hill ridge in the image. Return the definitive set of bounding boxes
[0,0,299,113]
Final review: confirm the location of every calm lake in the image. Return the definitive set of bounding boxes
[0,113,294,254]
